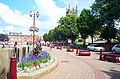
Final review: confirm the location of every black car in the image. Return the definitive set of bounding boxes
[69,44,78,49]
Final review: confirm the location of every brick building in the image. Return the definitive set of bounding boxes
[8,32,40,45]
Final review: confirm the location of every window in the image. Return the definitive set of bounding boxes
[11,37,14,40]
[18,37,21,41]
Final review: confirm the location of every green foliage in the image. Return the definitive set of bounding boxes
[91,0,120,42]
[47,29,55,42]
[33,60,40,65]
[75,42,83,45]
[76,9,90,45]
[91,0,120,22]
[101,27,117,43]
[75,42,89,46]
[48,56,51,60]
[43,33,49,42]
[18,62,25,68]
[43,14,79,43]
[41,58,47,63]
[58,14,79,43]
[18,62,33,69]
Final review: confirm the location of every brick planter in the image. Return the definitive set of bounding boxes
[17,57,58,79]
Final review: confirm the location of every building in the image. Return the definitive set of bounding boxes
[8,32,41,45]
[66,4,78,15]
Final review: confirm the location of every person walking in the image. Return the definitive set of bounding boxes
[2,42,5,49]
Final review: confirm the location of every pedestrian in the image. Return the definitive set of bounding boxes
[50,44,52,49]
[2,42,5,49]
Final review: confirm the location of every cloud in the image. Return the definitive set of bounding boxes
[34,0,66,31]
[0,0,95,35]
[0,3,33,34]
[0,3,31,27]
[0,0,66,35]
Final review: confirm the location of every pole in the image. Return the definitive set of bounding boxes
[33,13,35,48]
[76,47,78,54]
[30,11,39,48]
[33,31,35,48]
[99,49,102,60]
[33,13,35,26]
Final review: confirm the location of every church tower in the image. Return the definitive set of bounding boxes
[66,4,78,16]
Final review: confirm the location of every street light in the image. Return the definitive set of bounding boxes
[29,11,39,48]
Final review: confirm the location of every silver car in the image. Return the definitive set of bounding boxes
[112,44,120,54]
[87,44,105,51]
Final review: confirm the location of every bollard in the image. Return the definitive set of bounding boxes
[28,46,29,53]
[10,57,17,79]
[60,45,62,50]
[17,48,19,62]
[99,49,102,60]
[22,47,26,58]
[48,44,50,47]
[76,47,78,54]
[14,47,17,57]
[72,48,74,52]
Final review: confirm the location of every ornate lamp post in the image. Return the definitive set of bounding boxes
[29,11,39,48]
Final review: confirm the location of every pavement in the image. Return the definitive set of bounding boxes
[40,46,120,79]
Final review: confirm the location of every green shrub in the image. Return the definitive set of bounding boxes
[33,60,40,65]
[18,62,25,69]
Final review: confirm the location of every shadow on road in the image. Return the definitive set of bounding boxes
[102,69,120,79]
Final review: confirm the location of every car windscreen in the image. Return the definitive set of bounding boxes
[116,45,120,48]
[94,45,101,47]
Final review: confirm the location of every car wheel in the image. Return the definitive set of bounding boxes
[112,50,116,54]
[87,48,89,50]
[94,49,96,52]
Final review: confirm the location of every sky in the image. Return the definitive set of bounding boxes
[0,0,95,35]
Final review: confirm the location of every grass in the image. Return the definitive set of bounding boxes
[75,42,89,46]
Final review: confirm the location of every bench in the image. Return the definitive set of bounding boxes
[79,50,91,56]
[103,53,120,63]
[67,48,74,52]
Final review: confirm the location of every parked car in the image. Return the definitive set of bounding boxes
[56,45,61,49]
[69,44,77,49]
[112,44,120,54]
[87,44,105,51]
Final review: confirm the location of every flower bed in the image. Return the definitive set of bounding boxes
[17,50,54,73]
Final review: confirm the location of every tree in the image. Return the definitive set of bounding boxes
[91,0,120,43]
[0,34,9,42]
[100,26,117,43]
[86,10,102,43]
[47,29,55,42]
[43,33,49,44]
[58,14,79,43]
[52,27,62,42]
[116,28,120,41]
[76,9,90,46]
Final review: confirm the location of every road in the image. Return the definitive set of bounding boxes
[41,46,120,79]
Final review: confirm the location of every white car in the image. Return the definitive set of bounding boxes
[112,44,120,54]
[87,44,105,51]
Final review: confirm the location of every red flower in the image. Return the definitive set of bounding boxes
[34,64,38,67]
[40,61,43,64]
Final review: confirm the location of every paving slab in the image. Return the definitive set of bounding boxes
[41,46,120,79]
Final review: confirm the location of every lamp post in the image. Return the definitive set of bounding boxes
[29,11,39,48]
